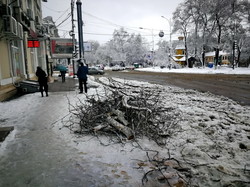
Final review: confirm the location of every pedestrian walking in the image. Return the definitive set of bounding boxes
[36,66,48,97]
[77,62,88,93]
[60,70,66,82]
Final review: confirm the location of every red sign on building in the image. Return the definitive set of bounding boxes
[27,40,40,48]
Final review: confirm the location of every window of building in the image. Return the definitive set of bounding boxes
[11,40,24,77]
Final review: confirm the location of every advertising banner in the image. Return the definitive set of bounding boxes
[50,38,75,59]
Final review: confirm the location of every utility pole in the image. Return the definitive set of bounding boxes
[70,0,76,76]
[71,0,76,58]
[76,0,84,61]
[232,0,237,69]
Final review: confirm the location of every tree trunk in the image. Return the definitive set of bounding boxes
[215,48,220,68]
[237,47,241,67]
[215,14,222,68]
[202,25,207,68]
[194,21,198,58]
[184,31,189,67]
[202,45,205,67]
[111,109,129,126]
[106,116,134,140]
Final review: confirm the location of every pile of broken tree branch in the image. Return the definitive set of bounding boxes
[67,78,182,145]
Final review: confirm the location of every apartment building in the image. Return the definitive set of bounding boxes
[0,0,48,101]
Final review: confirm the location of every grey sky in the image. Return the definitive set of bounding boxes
[42,0,184,44]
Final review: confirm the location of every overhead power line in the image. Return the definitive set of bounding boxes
[57,19,72,28]
[55,8,71,23]
[83,11,122,28]
[83,11,142,33]
[56,13,71,27]
[42,4,69,13]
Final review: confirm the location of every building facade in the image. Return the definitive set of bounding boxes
[0,0,48,101]
[172,36,186,66]
[205,51,231,66]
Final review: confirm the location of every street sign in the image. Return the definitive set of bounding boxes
[84,42,92,52]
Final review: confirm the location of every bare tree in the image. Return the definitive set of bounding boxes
[198,0,231,67]
[189,0,216,67]
[171,0,250,68]
[172,3,193,67]
[124,34,147,65]
[185,0,203,58]
[154,40,170,66]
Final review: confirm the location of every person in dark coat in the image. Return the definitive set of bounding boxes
[77,62,88,93]
[36,66,48,97]
[60,70,66,82]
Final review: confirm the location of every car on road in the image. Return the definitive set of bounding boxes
[88,67,104,75]
[125,66,134,70]
[96,64,104,70]
[111,65,125,71]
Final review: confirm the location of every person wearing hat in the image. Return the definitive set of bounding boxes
[77,62,88,93]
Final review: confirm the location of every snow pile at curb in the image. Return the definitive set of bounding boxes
[136,67,250,75]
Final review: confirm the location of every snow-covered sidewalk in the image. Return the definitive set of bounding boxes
[0,76,249,186]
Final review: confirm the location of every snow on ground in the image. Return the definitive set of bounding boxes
[136,66,250,75]
[0,74,250,186]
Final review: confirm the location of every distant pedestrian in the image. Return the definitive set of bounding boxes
[77,62,88,93]
[60,70,66,82]
[36,66,48,97]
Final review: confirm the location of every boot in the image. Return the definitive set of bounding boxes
[41,92,44,97]
[46,92,48,97]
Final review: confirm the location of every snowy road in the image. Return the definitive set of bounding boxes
[104,69,250,105]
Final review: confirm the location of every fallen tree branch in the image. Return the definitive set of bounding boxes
[111,109,129,126]
[122,95,152,114]
[106,116,134,140]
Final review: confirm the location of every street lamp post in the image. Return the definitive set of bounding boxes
[161,16,172,55]
[139,27,154,66]
[139,27,154,51]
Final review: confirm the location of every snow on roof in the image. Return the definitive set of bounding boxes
[175,45,185,50]
[205,51,229,57]
[174,55,185,57]
[172,56,186,61]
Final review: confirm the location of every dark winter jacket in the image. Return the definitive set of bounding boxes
[36,67,47,84]
[77,65,88,80]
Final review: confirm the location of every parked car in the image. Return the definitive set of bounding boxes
[88,67,104,75]
[112,65,125,71]
[133,63,139,68]
[125,66,134,70]
[95,64,104,70]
